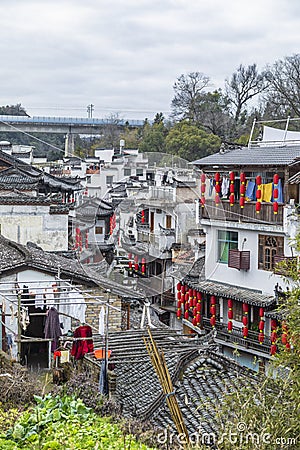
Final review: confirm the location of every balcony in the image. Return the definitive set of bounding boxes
[201,199,283,225]
[202,317,271,355]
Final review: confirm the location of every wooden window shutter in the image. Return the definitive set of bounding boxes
[258,235,265,270]
[240,251,250,270]
[228,249,241,269]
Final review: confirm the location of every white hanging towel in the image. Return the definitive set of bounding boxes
[99,306,105,335]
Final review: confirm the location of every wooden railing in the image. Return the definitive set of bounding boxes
[201,199,283,225]
[202,317,271,354]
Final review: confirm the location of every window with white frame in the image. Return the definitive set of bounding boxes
[218,230,238,263]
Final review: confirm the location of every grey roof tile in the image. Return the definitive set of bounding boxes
[192,145,300,168]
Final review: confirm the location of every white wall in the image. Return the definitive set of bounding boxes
[0,204,68,251]
[205,224,290,295]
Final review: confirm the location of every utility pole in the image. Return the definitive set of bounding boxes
[87,104,94,118]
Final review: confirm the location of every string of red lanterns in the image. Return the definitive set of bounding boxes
[270,318,278,355]
[210,295,216,328]
[273,173,279,215]
[214,172,221,206]
[258,307,265,344]
[239,172,246,209]
[242,303,249,339]
[227,299,233,332]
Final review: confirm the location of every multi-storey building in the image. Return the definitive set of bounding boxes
[177,121,300,372]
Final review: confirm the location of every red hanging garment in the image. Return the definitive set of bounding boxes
[71,325,94,360]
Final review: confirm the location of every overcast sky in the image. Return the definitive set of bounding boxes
[1,0,300,121]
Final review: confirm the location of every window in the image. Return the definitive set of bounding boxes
[124,168,131,177]
[233,301,243,322]
[136,168,143,177]
[106,175,114,186]
[166,215,172,229]
[218,230,238,263]
[95,226,103,234]
[258,235,284,271]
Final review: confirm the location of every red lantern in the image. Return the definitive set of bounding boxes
[270,344,277,355]
[285,342,291,350]
[256,189,261,200]
[210,316,216,327]
[271,332,277,343]
[259,308,264,318]
[259,320,265,331]
[240,172,246,183]
[230,183,235,193]
[228,309,233,320]
[177,283,182,291]
[256,175,262,186]
[230,171,235,182]
[228,299,233,309]
[240,196,245,208]
[242,304,249,314]
[273,173,279,185]
[201,184,206,194]
[227,321,233,332]
[271,319,277,330]
[258,333,265,344]
[211,296,216,305]
[177,309,181,319]
[177,292,182,300]
[196,313,201,324]
[201,173,206,183]
[273,188,279,199]
[229,193,235,206]
[215,172,220,182]
[281,333,288,345]
[242,316,248,326]
[184,310,189,320]
[193,307,197,317]
[273,202,278,214]
[185,293,189,301]
[200,197,206,206]
[193,297,197,307]
[210,305,216,315]
[189,288,193,296]
[192,317,197,326]
[181,285,185,294]
[243,327,248,338]
[196,302,201,312]
[196,291,202,300]
[215,183,221,193]
[240,184,246,195]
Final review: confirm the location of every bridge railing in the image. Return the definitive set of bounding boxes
[0,115,145,127]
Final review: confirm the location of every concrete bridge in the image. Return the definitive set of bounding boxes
[0,115,145,155]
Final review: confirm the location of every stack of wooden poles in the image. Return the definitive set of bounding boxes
[143,327,189,446]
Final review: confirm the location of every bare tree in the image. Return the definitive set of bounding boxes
[263,54,300,118]
[171,72,210,123]
[225,64,266,121]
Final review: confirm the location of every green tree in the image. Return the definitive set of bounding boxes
[139,120,167,153]
[165,121,221,161]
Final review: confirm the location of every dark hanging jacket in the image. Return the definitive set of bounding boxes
[44,307,62,352]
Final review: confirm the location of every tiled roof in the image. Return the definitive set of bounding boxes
[0,236,144,300]
[0,151,82,191]
[192,145,300,168]
[86,328,259,437]
[183,279,275,308]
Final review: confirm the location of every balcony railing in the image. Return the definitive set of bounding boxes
[201,199,283,225]
[202,317,271,354]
